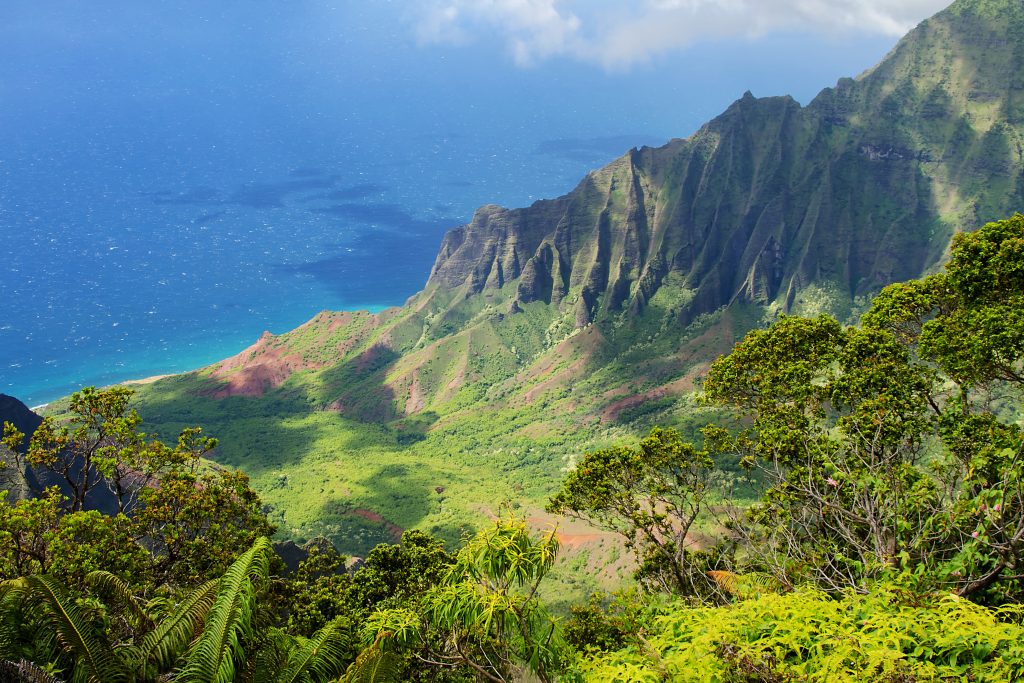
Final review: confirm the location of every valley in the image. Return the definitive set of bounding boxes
[115,0,1024,570]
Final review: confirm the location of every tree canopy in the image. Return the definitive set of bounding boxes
[2,214,1024,681]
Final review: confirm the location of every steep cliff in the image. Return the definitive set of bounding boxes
[128,0,1024,551]
[0,395,43,501]
[186,0,1024,416]
[423,0,1024,331]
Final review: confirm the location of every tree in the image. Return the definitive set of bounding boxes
[346,530,453,612]
[131,467,275,589]
[277,542,355,639]
[0,489,148,588]
[1,389,274,591]
[547,428,722,596]
[862,213,1024,599]
[0,424,30,500]
[23,387,216,515]
[362,517,564,682]
[702,316,939,592]
[703,214,1024,600]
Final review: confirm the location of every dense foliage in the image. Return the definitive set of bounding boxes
[700,214,1024,602]
[554,215,1024,678]
[1,214,1023,680]
[574,585,1024,682]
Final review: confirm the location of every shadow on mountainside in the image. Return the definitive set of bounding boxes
[316,458,478,555]
[129,343,409,476]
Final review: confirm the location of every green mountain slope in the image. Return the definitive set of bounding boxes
[128,0,1024,565]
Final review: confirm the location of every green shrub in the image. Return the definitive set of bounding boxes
[575,584,1024,682]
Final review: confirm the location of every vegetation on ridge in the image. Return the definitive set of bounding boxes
[1,213,1022,681]
[105,0,1024,576]
[4,1,1024,678]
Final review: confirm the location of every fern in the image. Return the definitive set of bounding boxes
[136,580,218,677]
[340,633,401,683]
[24,575,128,683]
[274,617,351,683]
[247,629,292,683]
[707,571,786,599]
[177,537,272,683]
[0,580,30,663]
[83,571,151,632]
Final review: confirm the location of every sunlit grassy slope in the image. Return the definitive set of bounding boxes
[114,0,1024,601]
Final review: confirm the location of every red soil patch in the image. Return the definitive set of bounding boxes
[555,531,604,549]
[206,332,320,398]
[351,508,404,541]
[520,356,589,404]
[599,366,706,424]
[326,310,360,332]
[526,514,612,549]
[678,310,740,366]
[439,349,469,399]
[405,370,426,414]
[203,311,383,399]
[508,327,604,406]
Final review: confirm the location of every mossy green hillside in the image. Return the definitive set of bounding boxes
[126,0,1024,586]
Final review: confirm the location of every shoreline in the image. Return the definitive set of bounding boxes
[121,373,179,386]
[11,305,394,409]
[24,370,188,413]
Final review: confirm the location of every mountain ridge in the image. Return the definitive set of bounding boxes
[423,0,1024,335]
[125,0,1024,555]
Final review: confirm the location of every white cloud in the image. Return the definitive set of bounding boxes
[411,0,584,66]
[411,0,952,69]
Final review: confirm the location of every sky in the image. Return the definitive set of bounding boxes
[409,0,950,69]
[0,0,954,403]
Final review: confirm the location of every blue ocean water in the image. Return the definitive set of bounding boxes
[0,2,896,405]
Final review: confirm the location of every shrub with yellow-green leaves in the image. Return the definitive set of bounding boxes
[575,585,1024,682]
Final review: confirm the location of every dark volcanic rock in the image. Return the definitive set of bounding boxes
[0,395,44,501]
[0,394,118,513]
[0,394,43,453]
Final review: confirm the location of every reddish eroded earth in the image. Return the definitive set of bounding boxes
[204,332,312,398]
[203,311,381,399]
[599,367,705,424]
[351,508,404,541]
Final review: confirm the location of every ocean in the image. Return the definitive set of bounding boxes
[0,2,896,405]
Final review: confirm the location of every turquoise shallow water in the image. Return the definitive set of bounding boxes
[0,2,897,405]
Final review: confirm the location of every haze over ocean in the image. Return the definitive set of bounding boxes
[1,1,905,405]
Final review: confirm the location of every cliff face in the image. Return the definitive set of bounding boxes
[424,0,1024,329]
[0,395,120,512]
[126,0,1024,551]
[185,0,1024,419]
[0,395,44,502]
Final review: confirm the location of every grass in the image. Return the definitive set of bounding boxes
[125,287,748,575]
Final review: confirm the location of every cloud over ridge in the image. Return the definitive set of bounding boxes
[411,0,951,69]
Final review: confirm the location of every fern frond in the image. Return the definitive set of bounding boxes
[177,537,272,683]
[249,629,293,683]
[275,617,351,683]
[136,579,218,677]
[707,570,740,595]
[0,580,31,661]
[707,570,785,599]
[84,571,151,632]
[25,575,128,683]
[340,632,401,683]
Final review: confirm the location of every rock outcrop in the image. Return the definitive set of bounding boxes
[424,0,1024,328]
